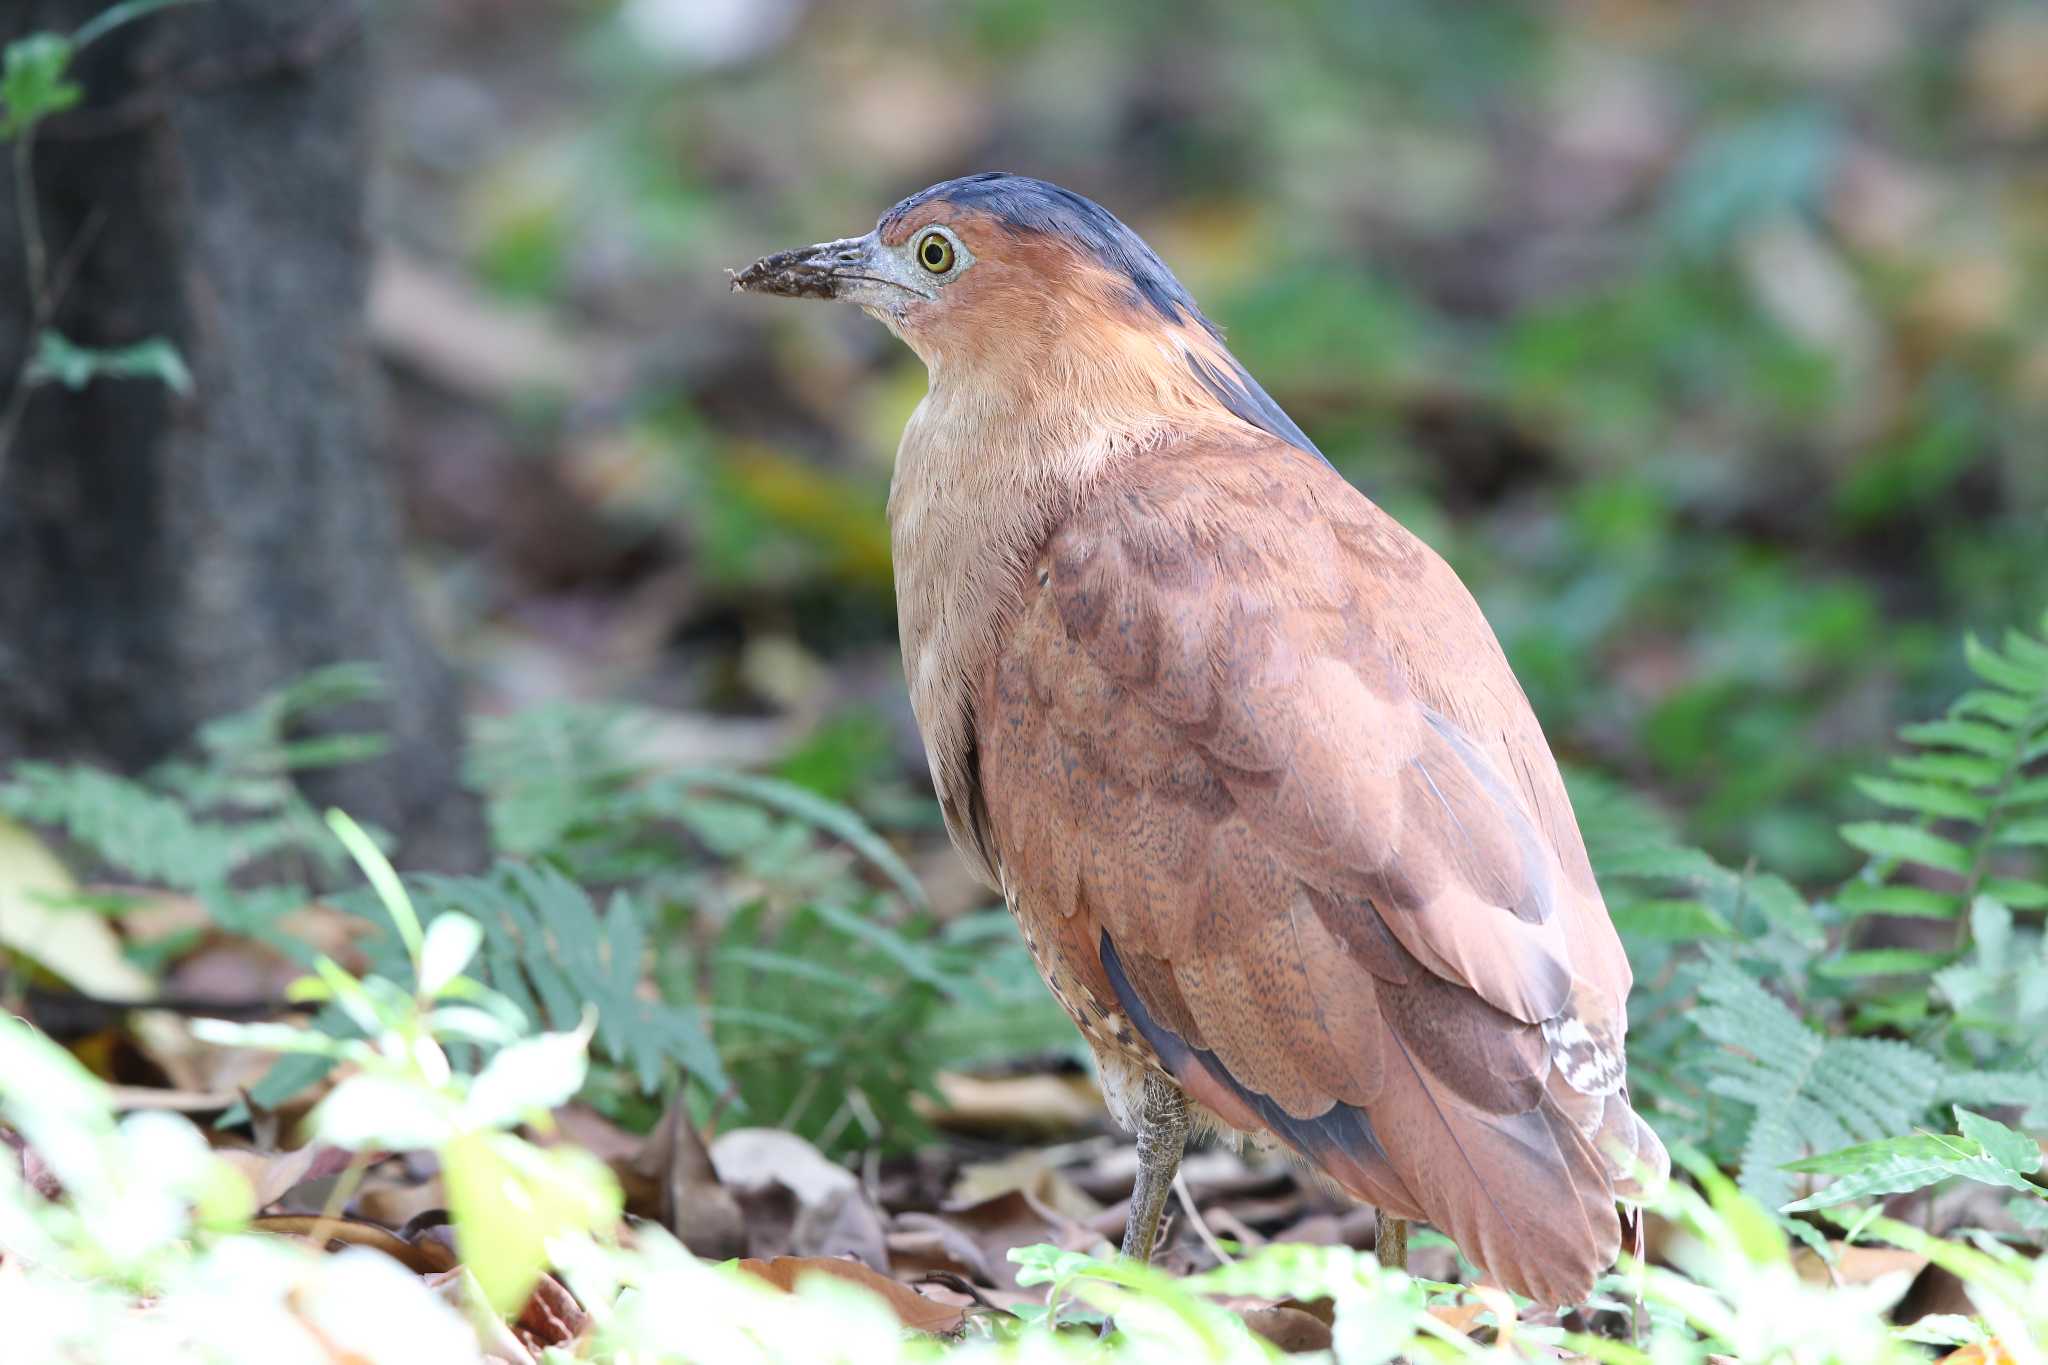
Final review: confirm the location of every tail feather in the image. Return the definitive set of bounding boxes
[1355,1026,1620,1305]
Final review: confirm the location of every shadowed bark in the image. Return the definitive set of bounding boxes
[0,0,482,870]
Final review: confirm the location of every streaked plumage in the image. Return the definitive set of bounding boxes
[734,173,1667,1304]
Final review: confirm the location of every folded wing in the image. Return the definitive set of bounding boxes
[978,433,1665,1304]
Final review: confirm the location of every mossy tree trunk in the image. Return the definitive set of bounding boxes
[0,0,482,870]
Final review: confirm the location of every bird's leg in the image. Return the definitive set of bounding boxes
[1376,1212,1409,1275]
[1120,1070,1190,1263]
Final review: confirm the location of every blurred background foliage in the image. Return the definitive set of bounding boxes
[372,0,2047,895]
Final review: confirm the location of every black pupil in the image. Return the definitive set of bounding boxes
[923,239,946,266]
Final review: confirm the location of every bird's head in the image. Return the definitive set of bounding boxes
[732,173,1321,457]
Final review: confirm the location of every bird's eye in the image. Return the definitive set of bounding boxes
[916,232,955,274]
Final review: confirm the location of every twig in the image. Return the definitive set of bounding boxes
[14,134,47,313]
[0,128,51,487]
[1173,1168,1234,1265]
[0,205,110,477]
[44,205,107,313]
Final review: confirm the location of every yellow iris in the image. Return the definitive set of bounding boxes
[916,232,954,274]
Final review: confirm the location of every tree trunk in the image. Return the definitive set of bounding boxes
[0,0,483,871]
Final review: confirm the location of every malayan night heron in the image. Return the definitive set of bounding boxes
[733,173,1666,1304]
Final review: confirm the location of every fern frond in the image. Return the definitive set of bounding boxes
[1568,766,1821,953]
[466,702,652,861]
[410,865,730,1099]
[1693,957,1944,1210]
[1931,898,2048,1048]
[0,764,318,898]
[1834,611,2048,934]
[0,666,385,917]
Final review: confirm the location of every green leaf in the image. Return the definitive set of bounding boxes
[463,1016,594,1129]
[1943,1070,2048,1111]
[1965,634,2046,694]
[1897,718,2016,762]
[1955,1108,2041,1176]
[443,1131,619,1315]
[1996,817,2048,848]
[1852,776,1989,823]
[312,955,387,1036]
[1838,821,1973,876]
[416,912,484,998]
[24,331,193,395]
[0,33,80,138]
[1889,751,2004,789]
[1693,959,1945,1210]
[1980,876,2048,909]
[1812,948,1954,979]
[1953,689,2033,728]
[328,809,423,966]
[1745,872,1826,946]
[424,1004,518,1048]
[1781,1132,2037,1212]
[311,1073,458,1150]
[2007,620,2048,670]
[1832,880,1960,917]
[1610,897,1735,940]
[663,768,929,911]
[807,900,955,995]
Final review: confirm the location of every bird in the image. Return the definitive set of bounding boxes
[732,172,1667,1304]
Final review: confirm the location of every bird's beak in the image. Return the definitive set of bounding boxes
[729,231,929,309]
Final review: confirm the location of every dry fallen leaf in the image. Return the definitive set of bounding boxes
[949,1150,1103,1222]
[0,818,154,1000]
[917,1071,1104,1135]
[1430,1300,1491,1336]
[252,1213,458,1275]
[1791,1242,1929,1298]
[514,1268,590,1354]
[736,1256,967,1336]
[1239,1303,1333,1353]
[922,1188,1102,1294]
[635,1096,745,1259]
[1940,1342,2018,1365]
[216,1145,359,1211]
[711,1128,888,1267]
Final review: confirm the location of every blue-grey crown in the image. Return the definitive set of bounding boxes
[880,172,1210,334]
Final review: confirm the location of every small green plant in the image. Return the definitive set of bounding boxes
[1574,612,2048,1232]
[0,663,384,949]
[199,810,620,1313]
[459,699,1068,1147]
[1835,613,2048,934]
[1,681,1069,1152]
[0,805,619,1359]
[1784,1105,2046,1222]
[0,0,203,474]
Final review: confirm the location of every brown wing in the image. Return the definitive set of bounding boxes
[976,431,1666,1304]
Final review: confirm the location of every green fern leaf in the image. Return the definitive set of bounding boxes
[1839,822,1972,876]
[1694,959,1943,1209]
[411,866,730,1101]
[1851,776,1990,823]
[1833,881,1959,917]
[1833,612,2048,975]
